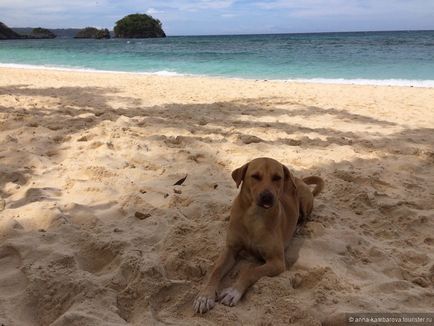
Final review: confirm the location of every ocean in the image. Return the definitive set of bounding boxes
[1,31,434,86]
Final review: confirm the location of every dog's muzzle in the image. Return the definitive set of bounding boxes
[257,190,274,209]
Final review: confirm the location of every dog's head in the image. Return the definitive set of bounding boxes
[231,157,296,209]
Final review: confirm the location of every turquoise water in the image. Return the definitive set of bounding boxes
[1,31,434,85]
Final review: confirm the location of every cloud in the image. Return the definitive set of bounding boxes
[253,0,434,18]
[167,0,235,12]
[0,0,110,11]
[146,8,164,15]
[111,0,234,13]
[221,13,238,18]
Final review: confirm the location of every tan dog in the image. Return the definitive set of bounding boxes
[193,157,324,314]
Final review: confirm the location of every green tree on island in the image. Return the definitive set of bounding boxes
[75,27,110,39]
[114,14,166,38]
[31,27,56,39]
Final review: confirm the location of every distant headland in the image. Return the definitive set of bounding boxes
[1,13,166,40]
[0,22,55,39]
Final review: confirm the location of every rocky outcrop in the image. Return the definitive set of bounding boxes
[0,22,22,40]
[114,14,166,38]
[74,27,110,39]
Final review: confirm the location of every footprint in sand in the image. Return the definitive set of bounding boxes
[74,241,120,275]
[7,187,61,209]
[0,246,28,297]
[0,171,27,187]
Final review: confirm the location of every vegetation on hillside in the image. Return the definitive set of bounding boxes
[4,13,167,40]
[114,14,166,38]
[74,27,110,39]
[0,21,21,39]
[1,23,57,39]
[31,27,56,39]
[14,28,83,38]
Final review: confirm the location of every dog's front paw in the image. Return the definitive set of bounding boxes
[219,287,242,307]
[193,293,216,314]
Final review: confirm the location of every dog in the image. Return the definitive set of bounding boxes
[193,157,324,314]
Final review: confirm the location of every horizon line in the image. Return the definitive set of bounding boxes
[10,27,434,37]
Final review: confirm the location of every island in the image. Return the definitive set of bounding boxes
[13,28,82,38]
[3,13,167,40]
[74,27,110,39]
[30,27,56,39]
[1,22,56,39]
[114,14,166,38]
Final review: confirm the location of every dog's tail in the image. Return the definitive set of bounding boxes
[302,176,324,197]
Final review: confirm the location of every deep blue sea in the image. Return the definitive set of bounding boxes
[1,31,434,86]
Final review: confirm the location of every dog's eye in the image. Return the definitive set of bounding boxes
[272,175,282,182]
[251,174,261,181]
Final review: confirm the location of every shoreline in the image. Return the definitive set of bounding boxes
[1,63,434,88]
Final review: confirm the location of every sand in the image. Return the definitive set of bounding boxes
[0,67,433,325]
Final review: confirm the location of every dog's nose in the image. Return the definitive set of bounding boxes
[258,190,274,209]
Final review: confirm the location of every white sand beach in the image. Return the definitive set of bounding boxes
[0,67,433,325]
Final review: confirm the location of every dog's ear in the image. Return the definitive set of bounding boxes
[232,163,249,188]
[283,165,297,190]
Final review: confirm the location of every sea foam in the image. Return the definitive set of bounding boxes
[1,63,433,88]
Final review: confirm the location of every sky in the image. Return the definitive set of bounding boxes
[1,0,434,35]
